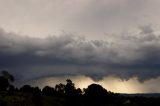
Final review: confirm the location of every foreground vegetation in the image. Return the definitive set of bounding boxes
[0,70,160,106]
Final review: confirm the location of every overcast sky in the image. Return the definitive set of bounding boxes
[0,0,160,93]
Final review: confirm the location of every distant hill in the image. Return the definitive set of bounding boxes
[121,93,160,98]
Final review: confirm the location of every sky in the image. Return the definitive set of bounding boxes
[0,0,160,93]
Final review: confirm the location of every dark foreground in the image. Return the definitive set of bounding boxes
[0,82,160,106]
[0,71,160,106]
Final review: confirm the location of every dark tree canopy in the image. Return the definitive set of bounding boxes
[84,84,108,97]
[65,79,76,96]
[42,86,56,96]
[20,85,33,93]
[55,83,65,96]
[0,70,14,91]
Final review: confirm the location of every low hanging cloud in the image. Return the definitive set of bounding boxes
[0,26,160,82]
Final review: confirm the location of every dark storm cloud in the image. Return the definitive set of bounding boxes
[0,26,160,82]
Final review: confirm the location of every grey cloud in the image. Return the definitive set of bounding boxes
[0,26,160,82]
[1,0,160,40]
[139,25,154,35]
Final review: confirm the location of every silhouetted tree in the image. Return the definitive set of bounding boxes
[84,84,109,106]
[20,85,33,93]
[42,86,56,96]
[0,76,9,91]
[55,83,65,96]
[8,85,15,92]
[32,87,43,106]
[0,70,14,91]
[8,84,15,95]
[65,79,76,97]
[1,71,14,82]
[64,79,83,106]
[76,88,82,96]
[85,84,108,97]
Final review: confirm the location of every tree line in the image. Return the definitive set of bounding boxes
[0,70,160,106]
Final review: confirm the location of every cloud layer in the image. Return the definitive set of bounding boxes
[0,26,160,82]
[1,0,160,39]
